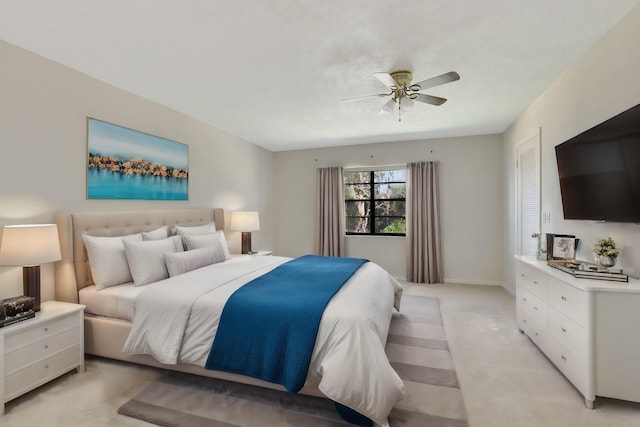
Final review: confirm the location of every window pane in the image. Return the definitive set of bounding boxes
[374,200,405,216]
[344,171,370,184]
[374,183,406,199]
[345,200,370,217]
[345,183,371,200]
[374,169,406,183]
[346,216,370,233]
[375,217,406,234]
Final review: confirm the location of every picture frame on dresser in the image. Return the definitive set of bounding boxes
[546,233,579,260]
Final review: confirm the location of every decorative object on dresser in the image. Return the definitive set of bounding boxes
[548,259,628,283]
[0,301,85,415]
[593,237,620,268]
[545,233,579,260]
[516,256,640,409]
[0,224,62,311]
[0,296,35,327]
[230,211,260,254]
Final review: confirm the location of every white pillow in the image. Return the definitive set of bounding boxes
[123,235,184,286]
[174,222,216,236]
[182,230,231,260]
[164,245,226,277]
[142,225,169,240]
[82,233,143,290]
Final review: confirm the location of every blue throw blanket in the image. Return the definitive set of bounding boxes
[205,254,368,393]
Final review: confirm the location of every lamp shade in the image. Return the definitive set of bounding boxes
[230,211,260,232]
[0,224,62,266]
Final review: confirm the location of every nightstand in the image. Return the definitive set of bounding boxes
[248,250,272,256]
[1,300,85,415]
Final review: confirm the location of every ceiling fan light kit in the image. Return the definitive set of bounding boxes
[345,69,460,121]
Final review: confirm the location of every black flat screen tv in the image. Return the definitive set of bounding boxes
[555,102,640,223]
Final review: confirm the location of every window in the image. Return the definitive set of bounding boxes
[344,169,406,235]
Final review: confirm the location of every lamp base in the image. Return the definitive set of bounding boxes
[23,265,41,312]
[241,232,252,255]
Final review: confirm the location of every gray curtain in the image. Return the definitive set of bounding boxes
[406,161,443,283]
[315,166,345,257]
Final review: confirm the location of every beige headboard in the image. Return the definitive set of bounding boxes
[54,208,225,303]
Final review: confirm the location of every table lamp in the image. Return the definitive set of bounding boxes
[230,212,260,254]
[0,224,62,311]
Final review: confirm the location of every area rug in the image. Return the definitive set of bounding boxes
[118,295,468,426]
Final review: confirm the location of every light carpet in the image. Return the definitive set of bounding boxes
[118,295,468,426]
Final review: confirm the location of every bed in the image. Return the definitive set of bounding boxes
[54,208,404,426]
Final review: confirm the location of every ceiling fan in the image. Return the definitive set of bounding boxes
[343,70,460,121]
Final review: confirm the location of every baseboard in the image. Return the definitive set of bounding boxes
[442,277,504,287]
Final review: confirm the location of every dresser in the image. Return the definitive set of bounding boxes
[1,301,85,414]
[516,256,640,408]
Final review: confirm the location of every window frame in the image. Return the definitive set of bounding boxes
[344,169,406,237]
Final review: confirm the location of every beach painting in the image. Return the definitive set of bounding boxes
[87,118,189,200]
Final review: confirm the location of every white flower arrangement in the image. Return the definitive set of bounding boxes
[593,237,620,259]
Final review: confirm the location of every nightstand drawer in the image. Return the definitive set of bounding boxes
[4,345,82,401]
[4,314,78,353]
[4,327,79,374]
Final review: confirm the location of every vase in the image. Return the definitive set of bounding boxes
[597,256,617,268]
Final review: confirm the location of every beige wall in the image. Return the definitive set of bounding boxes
[0,40,274,300]
[274,135,503,284]
[502,5,640,293]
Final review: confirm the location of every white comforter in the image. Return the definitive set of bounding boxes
[123,255,404,426]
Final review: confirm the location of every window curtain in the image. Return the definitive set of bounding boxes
[315,166,345,257]
[406,161,443,283]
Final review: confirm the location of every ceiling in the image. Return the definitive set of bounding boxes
[1,1,639,152]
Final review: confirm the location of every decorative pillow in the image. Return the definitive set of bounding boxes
[82,233,143,290]
[173,222,216,236]
[182,230,231,260]
[123,235,184,286]
[164,245,226,277]
[142,225,169,241]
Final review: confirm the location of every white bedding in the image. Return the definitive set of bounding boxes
[79,283,143,320]
[123,255,404,427]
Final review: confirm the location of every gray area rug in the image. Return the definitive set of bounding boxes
[118,295,468,426]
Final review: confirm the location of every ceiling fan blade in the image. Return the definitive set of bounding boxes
[341,93,389,102]
[412,71,460,91]
[377,98,396,115]
[414,93,448,106]
[373,72,399,89]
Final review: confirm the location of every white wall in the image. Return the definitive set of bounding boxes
[502,5,640,294]
[274,135,503,284]
[0,40,274,301]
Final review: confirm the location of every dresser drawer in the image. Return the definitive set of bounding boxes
[4,327,79,375]
[546,338,588,395]
[517,262,548,300]
[518,311,547,350]
[4,314,78,353]
[547,280,588,326]
[4,345,82,401]
[549,306,588,355]
[517,285,547,327]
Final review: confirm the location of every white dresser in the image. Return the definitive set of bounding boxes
[516,256,640,408]
[0,301,85,414]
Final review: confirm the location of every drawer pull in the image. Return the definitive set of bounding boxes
[522,297,527,302]
[561,327,567,333]
[561,296,567,301]
[534,306,538,310]
[561,355,567,362]
[523,319,527,324]
[44,327,48,332]
[45,364,49,369]
[45,344,49,349]
[533,281,538,284]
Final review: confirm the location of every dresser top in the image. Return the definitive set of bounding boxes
[516,255,640,293]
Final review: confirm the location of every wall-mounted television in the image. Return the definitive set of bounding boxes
[555,102,640,223]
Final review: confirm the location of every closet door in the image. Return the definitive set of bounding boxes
[516,130,541,257]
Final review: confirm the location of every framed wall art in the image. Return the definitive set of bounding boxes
[546,233,579,260]
[87,118,188,200]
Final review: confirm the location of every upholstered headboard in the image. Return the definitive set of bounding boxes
[54,208,225,303]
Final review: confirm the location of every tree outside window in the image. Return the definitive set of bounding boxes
[344,169,406,235]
